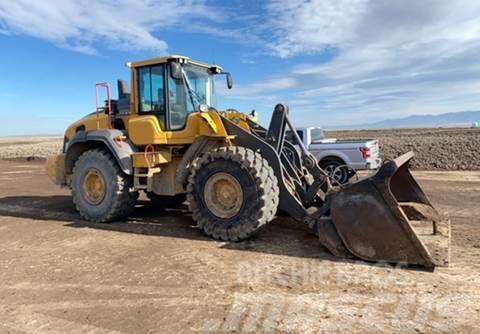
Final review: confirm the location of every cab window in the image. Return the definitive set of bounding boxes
[168,75,195,130]
[168,64,214,130]
[138,65,166,126]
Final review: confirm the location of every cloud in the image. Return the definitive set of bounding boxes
[266,0,368,58]
[224,0,480,126]
[222,77,297,97]
[2,0,480,126]
[0,0,217,54]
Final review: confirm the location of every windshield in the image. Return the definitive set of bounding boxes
[169,64,215,129]
[182,64,215,109]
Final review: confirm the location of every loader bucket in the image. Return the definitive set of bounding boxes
[328,151,450,267]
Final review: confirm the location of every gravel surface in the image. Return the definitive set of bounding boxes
[326,127,480,170]
[0,136,62,160]
[1,128,479,170]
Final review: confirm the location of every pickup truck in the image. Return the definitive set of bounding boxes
[286,127,381,184]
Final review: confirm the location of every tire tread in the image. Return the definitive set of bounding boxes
[187,146,279,241]
[72,149,138,223]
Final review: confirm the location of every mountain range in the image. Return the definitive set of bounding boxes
[336,110,480,129]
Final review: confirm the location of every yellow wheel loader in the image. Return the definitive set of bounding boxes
[46,55,450,268]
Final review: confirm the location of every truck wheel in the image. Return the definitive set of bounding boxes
[72,149,138,223]
[320,159,349,185]
[187,146,279,241]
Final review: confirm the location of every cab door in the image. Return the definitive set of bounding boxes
[136,64,167,129]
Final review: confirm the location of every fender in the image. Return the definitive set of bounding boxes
[175,135,226,185]
[314,149,350,165]
[65,129,137,175]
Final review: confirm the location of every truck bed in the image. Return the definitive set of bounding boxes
[311,138,376,144]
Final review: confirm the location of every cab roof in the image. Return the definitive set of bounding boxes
[127,55,223,72]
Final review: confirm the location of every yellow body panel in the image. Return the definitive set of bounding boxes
[63,109,252,147]
[221,111,256,131]
[63,111,242,147]
[132,150,172,168]
[127,111,231,146]
[65,113,110,139]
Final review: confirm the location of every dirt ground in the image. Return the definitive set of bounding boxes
[0,159,479,333]
[327,127,480,170]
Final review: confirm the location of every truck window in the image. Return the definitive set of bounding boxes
[296,130,304,141]
[285,130,303,144]
[310,128,324,142]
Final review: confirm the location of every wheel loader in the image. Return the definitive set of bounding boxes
[46,55,450,268]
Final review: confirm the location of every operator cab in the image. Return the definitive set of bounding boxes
[112,55,232,131]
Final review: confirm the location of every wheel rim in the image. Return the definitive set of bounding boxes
[204,172,243,219]
[324,164,346,185]
[82,168,106,205]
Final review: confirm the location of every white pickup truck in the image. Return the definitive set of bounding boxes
[287,127,381,184]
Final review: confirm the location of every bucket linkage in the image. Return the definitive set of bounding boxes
[222,104,450,268]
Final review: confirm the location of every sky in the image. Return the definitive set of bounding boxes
[1,0,480,135]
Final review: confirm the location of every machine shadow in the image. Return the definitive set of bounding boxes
[0,194,334,260]
[0,195,429,270]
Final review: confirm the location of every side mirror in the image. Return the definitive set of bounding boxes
[170,62,182,80]
[226,73,233,89]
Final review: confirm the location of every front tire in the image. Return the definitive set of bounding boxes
[72,149,138,223]
[187,146,279,241]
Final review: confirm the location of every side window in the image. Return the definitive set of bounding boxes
[285,130,301,144]
[138,67,152,112]
[138,65,166,126]
[151,66,164,112]
[296,130,304,142]
[168,76,195,130]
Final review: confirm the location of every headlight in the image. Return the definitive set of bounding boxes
[198,104,209,113]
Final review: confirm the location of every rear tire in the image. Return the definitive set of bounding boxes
[72,149,138,223]
[187,146,279,241]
